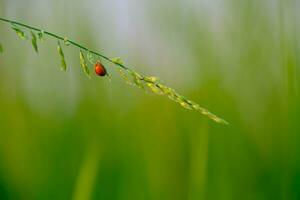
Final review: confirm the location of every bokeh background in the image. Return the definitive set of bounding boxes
[0,0,300,199]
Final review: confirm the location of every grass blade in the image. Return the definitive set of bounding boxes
[79,51,91,79]
[11,24,26,40]
[30,31,38,53]
[0,17,229,125]
[57,41,67,71]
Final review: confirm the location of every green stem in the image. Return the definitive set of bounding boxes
[0,17,128,71]
[0,17,229,125]
[0,18,162,87]
[0,18,172,86]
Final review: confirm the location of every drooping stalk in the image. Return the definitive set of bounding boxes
[0,17,229,125]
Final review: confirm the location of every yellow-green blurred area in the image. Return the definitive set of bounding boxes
[0,0,300,199]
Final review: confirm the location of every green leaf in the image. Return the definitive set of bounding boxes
[111,57,124,65]
[0,43,3,54]
[30,31,38,52]
[11,24,26,40]
[87,51,95,64]
[57,41,67,71]
[79,51,91,79]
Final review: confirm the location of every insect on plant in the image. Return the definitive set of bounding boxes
[94,62,107,77]
[0,17,229,125]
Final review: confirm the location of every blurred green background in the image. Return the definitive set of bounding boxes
[0,0,300,199]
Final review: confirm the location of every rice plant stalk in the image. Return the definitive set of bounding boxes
[0,17,229,125]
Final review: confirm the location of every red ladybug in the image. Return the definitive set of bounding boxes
[94,62,107,76]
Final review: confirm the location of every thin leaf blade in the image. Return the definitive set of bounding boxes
[30,31,38,52]
[79,51,91,79]
[57,41,67,71]
[11,24,26,40]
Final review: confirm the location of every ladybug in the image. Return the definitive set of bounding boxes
[94,61,107,76]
